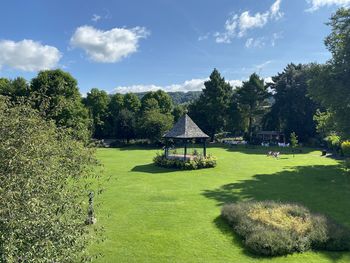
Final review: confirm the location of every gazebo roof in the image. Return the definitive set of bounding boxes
[163,114,209,139]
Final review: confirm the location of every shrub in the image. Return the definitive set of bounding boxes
[221,201,350,256]
[153,153,217,170]
[341,141,350,156]
[325,134,341,152]
[0,99,100,262]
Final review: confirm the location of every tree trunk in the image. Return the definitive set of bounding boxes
[248,116,253,142]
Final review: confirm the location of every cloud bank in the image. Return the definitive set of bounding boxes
[113,78,244,94]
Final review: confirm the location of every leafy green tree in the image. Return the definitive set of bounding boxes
[30,69,90,141]
[189,69,233,141]
[116,109,137,142]
[236,73,269,141]
[107,94,125,138]
[123,93,141,113]
[263,64,319,142]
[0,98,98,262]
[308,8,350,138]
[141,90,173,114]
[290,132,299,156]
[227,95,244,134]
[0,77,30,101]
[141,97,160,112]
[172,104,188,122]
[85,88,110,138]
[138,110,173,143]
[313,110,336,139]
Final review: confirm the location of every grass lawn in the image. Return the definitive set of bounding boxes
[89,145,350,263]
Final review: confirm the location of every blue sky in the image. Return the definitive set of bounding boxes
[0,0,349,94]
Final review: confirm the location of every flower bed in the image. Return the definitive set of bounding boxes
[153,153,217,170]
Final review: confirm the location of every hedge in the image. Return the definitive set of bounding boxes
[153,153,217,170]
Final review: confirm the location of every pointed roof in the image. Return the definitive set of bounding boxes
[163,114,209,139]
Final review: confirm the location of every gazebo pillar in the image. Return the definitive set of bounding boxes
[203,139,207,157]
[184,139,187,160]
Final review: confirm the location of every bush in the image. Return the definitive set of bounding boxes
[221,201,350,256]
[341,141,350,156]
[153,153,217,170]
[0,99,99,262]
[325,134,341,152]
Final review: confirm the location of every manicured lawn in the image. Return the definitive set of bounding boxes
[89,145,350,262]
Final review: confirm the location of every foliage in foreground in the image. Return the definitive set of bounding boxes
[153,153,217,170]
[0,98,98,262]
[222,201,350,256]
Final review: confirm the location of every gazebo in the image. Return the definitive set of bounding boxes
[163,114,209,160]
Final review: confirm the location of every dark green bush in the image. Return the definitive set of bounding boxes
[221,201,350,256]
[153,153,217,170]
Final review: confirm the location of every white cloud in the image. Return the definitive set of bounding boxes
[198,33,210,41]
[91,14,101,22]
[70,25,149,63]
[270,0,283,19]
[238,11,270,37]
[215,0,283,43]
[228,80,243,88]
[245,37,266,48]
[306,0,350,11]
[271,32,283,46]
[255,60,273,72]
[244,32,282,49]
[0,39,61,71]
[113,78,243,94]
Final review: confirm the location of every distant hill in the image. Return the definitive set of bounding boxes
[134,91,202,105]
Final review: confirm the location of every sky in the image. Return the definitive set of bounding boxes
[0,0,349,95]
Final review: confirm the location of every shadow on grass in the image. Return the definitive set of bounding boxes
[214,216,263,259]
[131,163,179,173]
[204,164,350,262]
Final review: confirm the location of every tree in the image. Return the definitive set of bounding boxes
[116,109,137,142]
[290,132,299,156]
[236,73,269,141]
[138,110,173,143]
[0,77,30,101]
[123,93,141,113]
[30,69,90,141]
[141,90,173,114]
[0,98,98,262]
[107,94,125,138]
[263,64,319,142]
[85,88,110,138]
[313,110,336,139]
[189,69,233,141]
[308,8,350,138]
[172,104,188,122]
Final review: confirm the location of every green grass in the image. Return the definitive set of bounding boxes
[89,145,350,262]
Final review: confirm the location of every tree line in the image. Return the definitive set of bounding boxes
[1,8,350,146]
